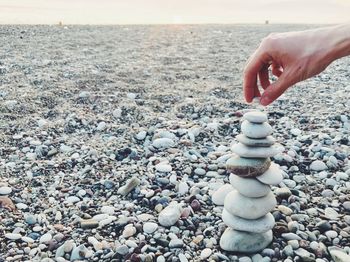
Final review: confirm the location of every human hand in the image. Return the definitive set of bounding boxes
[243,25,349,106]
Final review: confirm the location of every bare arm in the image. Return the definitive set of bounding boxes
[243,24,350,106]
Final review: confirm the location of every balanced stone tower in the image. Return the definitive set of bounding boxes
[218,111,283,253]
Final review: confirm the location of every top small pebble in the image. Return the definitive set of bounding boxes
[243,111,268,123]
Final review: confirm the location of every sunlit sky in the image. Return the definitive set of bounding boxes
[0,0,349,24]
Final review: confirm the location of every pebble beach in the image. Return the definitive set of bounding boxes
[0,24,349,261]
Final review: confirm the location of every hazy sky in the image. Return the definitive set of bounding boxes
[0,0,349,24]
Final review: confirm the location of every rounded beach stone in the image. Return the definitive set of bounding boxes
[241,120,272,139]
[236,134,275,147]
[5,233,22,240]
[212,184,234,206]
[158,203,182,227]
[220,227,272,253]
[229,174,270,198]
[232,143,283,158]
[0,186,12,195]
[226,156,271,177]
[310,160,327,171]
[222,208,275,233]
[243,111,268,123]
[224,190,277,219]
[256,163,283,185]
[143,222,158,234]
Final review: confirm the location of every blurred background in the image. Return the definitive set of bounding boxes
[0,0,349,24]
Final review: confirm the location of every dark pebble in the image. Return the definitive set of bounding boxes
[316,221,332,232]
[190,199,201,211]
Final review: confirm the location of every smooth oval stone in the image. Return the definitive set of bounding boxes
[256,163,283,185]
[158,203,182,227]
[222,209,275,233]
[155,163,172,173]
[243,111,268,123]
[212,184,234,206]
[5,233,22,240]
[0,186,12,195]
[143,222,158,234]
[152,138,175,149]
[237,134,275,147]
[39,233,52,244]
[229,174,271,198]
[241,120,272,139]
[310,160,327,171]
[226,156,270,177]
[220,227,272,253]
[232,143,283,158]
[224,190,277,219]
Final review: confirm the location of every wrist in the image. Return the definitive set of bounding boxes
[324,24,350,62]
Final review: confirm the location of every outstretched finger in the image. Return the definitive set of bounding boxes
[243,50,270,102]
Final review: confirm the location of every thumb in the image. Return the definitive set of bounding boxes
[260,73,294,106]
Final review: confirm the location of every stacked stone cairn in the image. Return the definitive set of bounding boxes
[216,111,284,253]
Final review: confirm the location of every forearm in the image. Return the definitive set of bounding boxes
[324,24,350,62]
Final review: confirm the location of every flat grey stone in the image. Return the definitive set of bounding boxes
[243,111,268,123]
[232,143,283,158]
[241,120,272,139]
[220,228,272,253]
[229,174,270,198]
[282,233,302,240]
[224,190,277,219]
[222,209,275,233]
[256,163,283,185]
[226,156,271,177]
[237,134,275,147]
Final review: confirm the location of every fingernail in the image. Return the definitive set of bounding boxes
[260,96,270,106]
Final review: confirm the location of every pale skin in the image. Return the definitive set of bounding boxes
[243,24,350,106]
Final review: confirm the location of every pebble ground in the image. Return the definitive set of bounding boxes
[0,25,349,261]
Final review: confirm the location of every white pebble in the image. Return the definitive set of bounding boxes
[178,181,189,195]
[155,163,172,173]
[143,222,158,234]
[5,233,22,240]
[200,248,212,259]
[101,206,115,215]
[0,186,12,195]
[158,203,182,227]
[310,160,327,171]
[39,233,52,243]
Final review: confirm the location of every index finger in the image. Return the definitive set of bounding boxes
[243,50,271,103]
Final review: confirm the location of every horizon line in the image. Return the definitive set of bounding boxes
[0,22,336,26]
